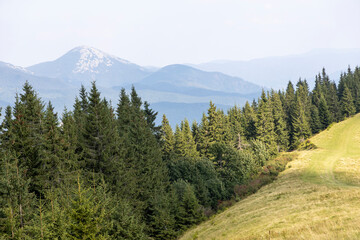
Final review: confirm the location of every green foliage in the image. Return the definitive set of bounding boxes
[168,158,225,208]
[270,91,289,151]
[172,180,204,231]
[291,90,312,149]
[255,91,277,154]
[297,140,317,151]
[160,114,175,160]
[1,66,360,239]
[210,143,258,197]
[341,84,356,118]
[66,177,107,240]
[318,95,331,129]
[242,101,257,140]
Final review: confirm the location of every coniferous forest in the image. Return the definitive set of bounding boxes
[1,66,360,239]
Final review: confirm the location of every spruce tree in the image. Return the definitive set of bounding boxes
[144,101,161,140]
[318,95,331,129]
[227,106,245,150]
[242,101,257,140]
[40,102,65,192]
[270,91,289,151]
[310,105,322,134]
[291,93,311,149]
[284,81,296,139]
[66,177,107,240]
[82,82,120,179]
[116,87,169,219]
[196,113,210,157]
[341,84,356,118]
[181,119,199,159]
[61,108,79,171]
[11,82,45,195]
[172,180,203,231]
[0,151,35,238]
[174,124,186,157]
[160,114,175,160]
[255,91,277,154]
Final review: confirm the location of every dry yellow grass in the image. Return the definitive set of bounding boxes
[180,114,360,240]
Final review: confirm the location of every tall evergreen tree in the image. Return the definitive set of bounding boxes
[40,102,65,191]
[174,124,186,157]
[227,106,245,150]
[291,92,311,149]
[242,101,257,140]
[144,101,161,140]
[11,82,45,195]
[160,114,175,160]
[318,95,331,129]
[181,119,199,159]
[255,91,277,154]
[284,81,296,143]
[270,91,289,151]
[340,84,356,118]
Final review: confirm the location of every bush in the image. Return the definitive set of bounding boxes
[297,140,317,150]
[233,153,296,200]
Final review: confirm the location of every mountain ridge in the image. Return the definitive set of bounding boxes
[0,46,263,126]
[190,48,360,89]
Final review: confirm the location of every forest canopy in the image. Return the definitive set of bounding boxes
[1,66,360,239]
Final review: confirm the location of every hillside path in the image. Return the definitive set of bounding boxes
[302,114,360,187]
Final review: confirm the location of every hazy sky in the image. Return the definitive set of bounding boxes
[1,0,360,67]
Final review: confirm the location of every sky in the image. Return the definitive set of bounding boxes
[1,0,360,67]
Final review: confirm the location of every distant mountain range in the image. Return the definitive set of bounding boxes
[190,48,360,89]
[1,46,359,126]
[0,46,262,126]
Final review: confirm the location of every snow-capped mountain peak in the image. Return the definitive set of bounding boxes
[69,46,132,74]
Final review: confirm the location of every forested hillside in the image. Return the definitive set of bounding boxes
[0,66,360,239]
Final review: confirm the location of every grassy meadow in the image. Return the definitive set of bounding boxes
[181,114,360,240]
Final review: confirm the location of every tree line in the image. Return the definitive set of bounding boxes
[0,66,359,239]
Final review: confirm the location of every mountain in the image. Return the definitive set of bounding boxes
[27,46,152,88]
[0,61,76,110]
[191,48,360,89]
[151,102,232,128]
[0,46,263,126]
[118,64,262,125]
[137,64,262,94]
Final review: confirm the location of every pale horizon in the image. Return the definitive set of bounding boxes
[1,0,360,68]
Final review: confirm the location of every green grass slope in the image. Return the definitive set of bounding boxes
[181,114,360,240]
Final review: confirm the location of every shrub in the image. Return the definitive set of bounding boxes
[297,140,317,150]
